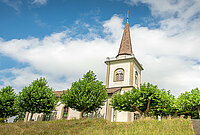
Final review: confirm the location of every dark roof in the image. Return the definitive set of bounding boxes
[54,88,120,97]
[107,87,121,94]
[117,22,133,56]
[53,90,67,97]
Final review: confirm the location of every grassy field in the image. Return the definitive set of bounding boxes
[0,118,194,135]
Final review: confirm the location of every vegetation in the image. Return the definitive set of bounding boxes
[111,83,176,116]
[16,77,58,121]
[0,71,199,124]
[0,118,194,135]
[61,71,107,118]
[0,86,17,122]
[176,88,200,119]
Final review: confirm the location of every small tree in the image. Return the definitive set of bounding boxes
[176,88,200,118]
[61,70,107,118]
[111,83,176,116]
[0,86,17,122]
[16,77,58,121]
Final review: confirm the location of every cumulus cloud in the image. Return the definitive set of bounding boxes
[132,26,200,95]
[0,16,123,92]
[0,1,200,96]
[125,0,200,35]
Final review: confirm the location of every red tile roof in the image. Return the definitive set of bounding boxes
[54,88,120,97]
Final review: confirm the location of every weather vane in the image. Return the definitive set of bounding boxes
[127,10,129,23]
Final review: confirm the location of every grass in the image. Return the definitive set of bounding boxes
[0,117,195,135]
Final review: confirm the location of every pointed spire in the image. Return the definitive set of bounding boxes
[117,11,133,57]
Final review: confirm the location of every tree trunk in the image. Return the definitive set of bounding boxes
[80,108,87,118]
[145,99,151,116]
[43,113,46,121]
[24,112,29,122]
[30,113,33,121]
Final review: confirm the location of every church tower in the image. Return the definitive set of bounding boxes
[105,13,144,122]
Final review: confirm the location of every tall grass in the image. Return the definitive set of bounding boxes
[0,117,194,135]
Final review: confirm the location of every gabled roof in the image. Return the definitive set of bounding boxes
[117,21,133,57]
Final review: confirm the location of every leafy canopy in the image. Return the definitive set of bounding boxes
[176,88,200,118]
[111,83,176,116]
[0,86,17,119]
[61,70,107,117]
[16,77,58,115]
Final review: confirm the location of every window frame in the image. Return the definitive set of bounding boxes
[114,68,124,82]
[135,71,138,85]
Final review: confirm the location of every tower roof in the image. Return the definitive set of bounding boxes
[117,19,133,57]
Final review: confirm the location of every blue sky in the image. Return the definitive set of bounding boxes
[0,0,152,40]
[0,0,200,96]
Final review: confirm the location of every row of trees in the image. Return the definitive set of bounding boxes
[0,78,58,122]
[0,71,107,122]
[111,83,200,118]
[0,70,199,123]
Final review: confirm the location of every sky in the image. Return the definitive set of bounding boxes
[0,0,200,96]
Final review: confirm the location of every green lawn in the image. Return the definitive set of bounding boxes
[0,118,194,135]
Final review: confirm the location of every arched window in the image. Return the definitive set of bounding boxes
[135,71,138,85]
[114,68,124,81]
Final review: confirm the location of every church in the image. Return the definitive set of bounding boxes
[104,16,143,122]
[25,15,143,122]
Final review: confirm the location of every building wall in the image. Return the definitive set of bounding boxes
[133,63,142,88]
[55,103,65,119]
[67,108,81,120]
[109,61,131,88]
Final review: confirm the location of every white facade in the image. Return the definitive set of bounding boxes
[25,101,107,122]
[109,61,131,88]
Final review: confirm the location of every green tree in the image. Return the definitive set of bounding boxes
[61,70,107,118]
[16,77,58,121]
[111,83,176,116]
[0,86,17,122]
[176,88,200,119]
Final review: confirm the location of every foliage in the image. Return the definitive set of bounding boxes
[111,83,176,116]
[16,77,58,120]
[0,86,17,121]
[0,118,194,135]
[61,70,107,117]
[13,112,26,122]
[176,88,200,118]
[0,117,7,123]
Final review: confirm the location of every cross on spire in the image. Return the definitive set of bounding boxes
[127,10,129,23]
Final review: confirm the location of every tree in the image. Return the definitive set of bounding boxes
[176,88,200,119]
[111,83,176,116]
[16,77,58,121]
[61,70,107,118]
[0,86,17,122]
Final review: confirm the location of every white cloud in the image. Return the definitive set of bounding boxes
[0,17,122,92]
[1,0,22,11]
[32,0,47,5]
[132,24,200,94]
[0,1,200,96]
[126,0,200,35]
[1,0,48,11]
